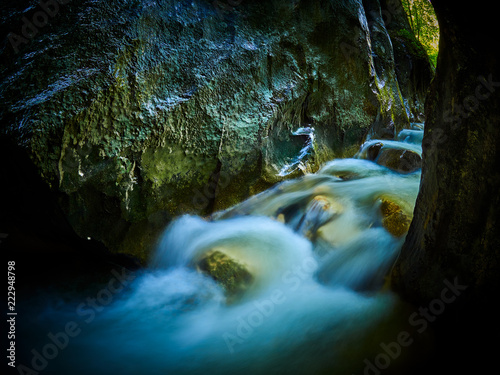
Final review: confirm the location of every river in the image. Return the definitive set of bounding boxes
[17,124,431,375]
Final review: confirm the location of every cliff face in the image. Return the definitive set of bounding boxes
[0,0,431,260]
[392,0,500,371]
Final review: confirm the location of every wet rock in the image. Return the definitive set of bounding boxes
[367,142,384,161]
[197,251,253,297]
[380,199,411,237]
[376,148,422,173]
[276,213,286,224]
[275,203,306,225]
[297,195,341,240]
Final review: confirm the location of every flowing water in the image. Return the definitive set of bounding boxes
[19,124,428,375]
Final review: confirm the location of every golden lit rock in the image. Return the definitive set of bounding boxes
[197,250,253,297]
[380,199,412,237]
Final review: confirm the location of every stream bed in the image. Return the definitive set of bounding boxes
[17,124,433,375]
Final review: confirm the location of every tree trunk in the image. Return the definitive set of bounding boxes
[392,0,500,372]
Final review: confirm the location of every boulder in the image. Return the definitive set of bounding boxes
[297,195,342,239]
[380,199,411,237]
[197,250,253,298]
[367,142,384,161]
[375,148,422,173]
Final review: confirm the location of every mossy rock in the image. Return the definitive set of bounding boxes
[197,251,253,298]
[380,199,412,237]
[389,29,429,61]
[376,148,421,173]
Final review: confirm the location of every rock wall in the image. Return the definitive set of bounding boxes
[0,0,431,261]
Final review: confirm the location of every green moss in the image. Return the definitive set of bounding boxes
[197,251,253,298]
[389,29,429,61]
[380,199,412,237]
[342,144,361,158]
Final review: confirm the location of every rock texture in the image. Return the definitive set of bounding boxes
[380,198,411,237]
[392,0,500,307]
[197,250,253,299]
[391,0,500,372]
[0,0,431,260]
[375,147,421,172]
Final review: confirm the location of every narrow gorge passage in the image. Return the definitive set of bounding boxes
[18,124,428,375]
[3,1,499,374]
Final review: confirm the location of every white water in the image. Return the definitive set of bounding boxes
[26,124,426,375]
[278,126,315,176]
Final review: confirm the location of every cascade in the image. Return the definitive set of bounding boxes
[20,124,427,375]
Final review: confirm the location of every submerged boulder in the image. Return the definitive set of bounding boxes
[197,250,253,298]
[375,148,422,173]
[297,195,342,240]
[360,140,421,173]
[367,142,384,161]
[380,199,411,237]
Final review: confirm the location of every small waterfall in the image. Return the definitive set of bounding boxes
[278,126,315,176]
[21,124,427,375]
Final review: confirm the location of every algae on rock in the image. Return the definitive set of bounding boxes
[197,250,254,298]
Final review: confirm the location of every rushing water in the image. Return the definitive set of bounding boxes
[19,124,428,375]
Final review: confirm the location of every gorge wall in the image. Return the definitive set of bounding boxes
[0,0,432,261]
